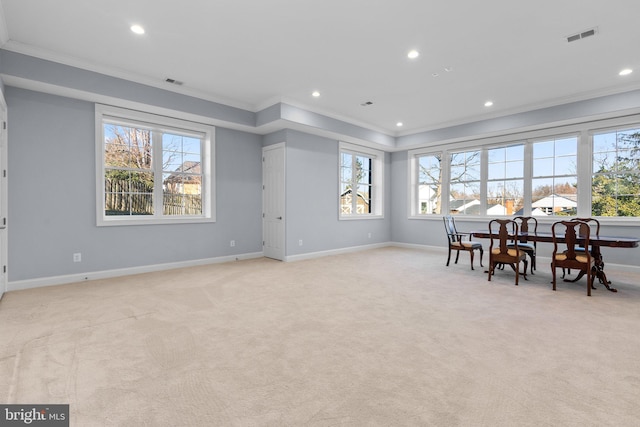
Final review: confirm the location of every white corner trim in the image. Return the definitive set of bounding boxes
[8,252,264,292]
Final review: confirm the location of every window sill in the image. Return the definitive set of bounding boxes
[97,216,216,227]
[339,214,385,221]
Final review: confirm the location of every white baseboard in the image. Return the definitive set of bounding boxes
[389,242,446,252]
[8,244,640,292]
[284,242,390,262]
[8,251,264,292]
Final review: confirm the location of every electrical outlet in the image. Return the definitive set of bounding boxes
[230,240,235,247]
[299,239,303,246]
[73,253,82,263]
[368,232,372,238]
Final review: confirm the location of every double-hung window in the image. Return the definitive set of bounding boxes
[487,144,524,215]
[339,142,384,218]
[449,149,481,215]
[531,136,577,215]
[96,105,215,226]
[416,153,443,215]
[592,126,640,216]
[409,116,640,219]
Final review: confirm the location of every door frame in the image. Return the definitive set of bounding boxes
[262,143,286,260]
[0,92,7,300]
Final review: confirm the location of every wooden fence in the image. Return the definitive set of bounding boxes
[105,178,202,216]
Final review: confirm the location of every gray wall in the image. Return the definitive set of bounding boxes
[4,49,640,284]
[7,87,263,282]
[284,130,391,256]
[6,87,394,284]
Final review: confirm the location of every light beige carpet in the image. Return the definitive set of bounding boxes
[1,247,640,426]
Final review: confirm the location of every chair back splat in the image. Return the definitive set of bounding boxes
[551,220,596,296]
[508,216,538,274]
[562,217,599,278]
[488,219,528,285]
[443,215,484,270]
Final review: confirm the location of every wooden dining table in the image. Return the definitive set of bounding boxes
[471,230,639,292]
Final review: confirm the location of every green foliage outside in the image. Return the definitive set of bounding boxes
[592,131,640,216]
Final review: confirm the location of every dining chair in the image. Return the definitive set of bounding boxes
[551,220,595,296]
[508,216,537,274]
[488,219,528,285]
[443,215,484,270]
[563,217,600,278]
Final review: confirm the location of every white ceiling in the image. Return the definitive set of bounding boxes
[1,0,639,136]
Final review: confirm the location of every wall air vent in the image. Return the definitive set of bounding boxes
[567,27,597,43]
[165,78,184,85]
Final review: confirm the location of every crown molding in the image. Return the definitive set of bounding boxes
[0,2,8,46]
[1,40,255,111]
[396,82,640,137]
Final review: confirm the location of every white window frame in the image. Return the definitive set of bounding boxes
[590,124,640,217]
[95,104,215,226]
[339,141,384,220]
[408,113,640,223]
[409,151,445,216]
[529,133,579,216]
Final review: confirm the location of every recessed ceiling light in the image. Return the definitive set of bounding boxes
[130,24,145,35]
[407,50,420,59]
[484,101,494,107]
[619,68,633,76]
[312,91,320,97]
[396,122,404,127]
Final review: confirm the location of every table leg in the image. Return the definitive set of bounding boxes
[563,247,617,292]
[592,248,616,292]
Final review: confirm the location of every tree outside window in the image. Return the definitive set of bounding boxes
[592,128,640,216]
[339,142,383,218]
[97,105,214,226]
[449,150,480,215]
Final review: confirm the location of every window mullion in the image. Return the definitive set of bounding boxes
[576,130,591,217]
[523,140,533,216]
[152,130,164,218]
[480,148,488,215]
[351,154,358,214]
[442,151,450,214]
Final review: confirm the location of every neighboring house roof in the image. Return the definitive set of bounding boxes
[450,199,480,212]
[557,193,577,202]
[514,207,548,216]
[340,188,370,205]
[532,193,577,208]
[164,161,202,183]
[457,203,505,215]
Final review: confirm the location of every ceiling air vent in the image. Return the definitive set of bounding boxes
[165,78,184,86]
[567,27,597,43]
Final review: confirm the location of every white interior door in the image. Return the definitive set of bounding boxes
[262,143,285,260]
[0,96,7,300]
